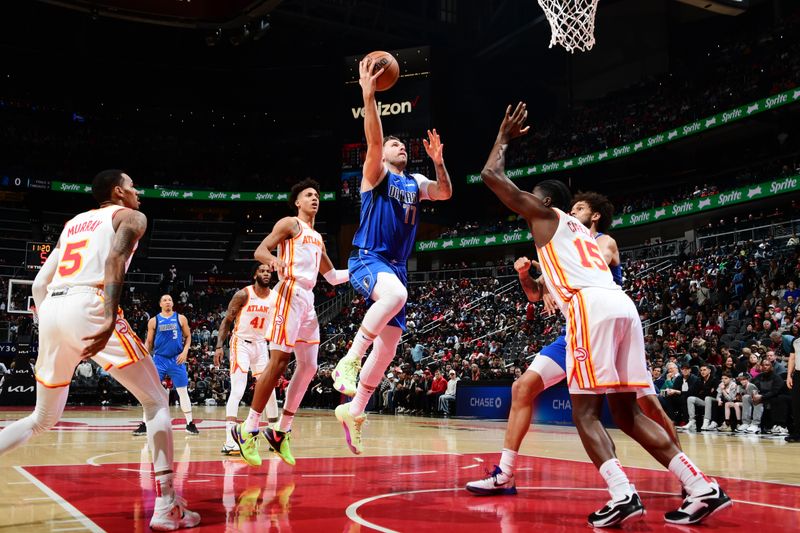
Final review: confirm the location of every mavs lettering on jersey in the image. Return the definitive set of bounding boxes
[154,313,183,358]
[353,170,421,263]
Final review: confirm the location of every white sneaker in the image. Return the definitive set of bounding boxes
[700,420,711,431]
[678,421,696,432]
[771,426,789,435]
[150,494,201,531]
[735,424,749,433]
[745,424,761,434]
[465,465,517,496]
[706,421,718,431]
[718,423,731,432]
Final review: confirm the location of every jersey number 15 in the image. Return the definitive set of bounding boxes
[573,239,609,271]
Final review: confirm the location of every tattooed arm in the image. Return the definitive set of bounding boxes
[214,289,248,367]
[81,209,147,358]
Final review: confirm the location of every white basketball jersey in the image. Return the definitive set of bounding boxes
[276,217,324,290]
[536,208,619,314]
[232,285,276,341]
[49,205,138,290]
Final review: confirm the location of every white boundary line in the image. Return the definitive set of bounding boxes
[86,451,128,466]
[12,466,104,533]
[345,485,799,532]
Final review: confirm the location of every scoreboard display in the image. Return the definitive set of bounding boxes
[26,242,54,271]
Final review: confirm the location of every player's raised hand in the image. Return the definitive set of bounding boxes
[423,129,444,165]
[498,102,530,142]
[266,256,287,277]
[81,320,115,358]
[359,56,385,97]
[514,256,532,274]
[542,292,558,317]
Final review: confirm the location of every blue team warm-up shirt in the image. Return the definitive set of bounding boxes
[153,313,189,388]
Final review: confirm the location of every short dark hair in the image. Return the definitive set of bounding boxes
[252,262,269,277]
[534,179,572,211]
[572,191,615,233]
[288,178,321,214]
[92,169,125,203]
[383,135,401,145]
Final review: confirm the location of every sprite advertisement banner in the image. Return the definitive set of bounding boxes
[466,87,800,184]
[609,174,800,229]
[416,174,800,252]
[50,181,336,202]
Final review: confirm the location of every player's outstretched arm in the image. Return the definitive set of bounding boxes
[31,240,60,309]
[214,289,248,367]
[481,103,554,224]
[319,245,349,286]
[254,217,297,276]
[360,56,388,192]
[82,209,147,358]
[422,129,452,201]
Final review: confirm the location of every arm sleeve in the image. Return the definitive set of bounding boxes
[412,173,433,201]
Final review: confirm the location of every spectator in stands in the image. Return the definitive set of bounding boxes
[427,370,447,415]
[716,372,739,432]
[661,363,700,425]
[752,359,791,435]
[75,360,93,379]
[681,364,721,432]
[737,373,762,431]
[437,369,459,416]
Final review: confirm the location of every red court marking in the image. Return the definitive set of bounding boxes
[21,454,797,532]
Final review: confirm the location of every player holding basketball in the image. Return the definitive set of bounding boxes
[467,192,681,496]
[134,294,198,435]
[214,264,280,455]
[480,104,730,527]
[0,170,200,530]
[331,55,453,454]
[231,179,349,467]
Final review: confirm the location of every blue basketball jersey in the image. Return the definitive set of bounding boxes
[352,170,423,263]
[154,313,183,358]
[596,232,624,286]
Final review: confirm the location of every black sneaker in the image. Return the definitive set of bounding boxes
[665,483,732,525]
[186,422,200,435]
[132,422,147,436]
[588,492,645,528]
[785,435,800,443]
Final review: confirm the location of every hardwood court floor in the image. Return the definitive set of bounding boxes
[1,405,797,532]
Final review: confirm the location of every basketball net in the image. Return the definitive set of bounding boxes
[537,0,599,53]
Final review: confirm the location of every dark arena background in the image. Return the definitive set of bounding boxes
[1,0,799,531]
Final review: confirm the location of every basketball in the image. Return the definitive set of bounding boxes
[365,50,399,91]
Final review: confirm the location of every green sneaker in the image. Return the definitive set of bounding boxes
[263,427,296,466]
[332,353,361,397]
[231,422,262,467]
[334,403,367,455]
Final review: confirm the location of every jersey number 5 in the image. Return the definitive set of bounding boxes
[573,238,609,271]
[58,240,89,277]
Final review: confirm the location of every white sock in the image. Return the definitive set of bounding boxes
[349,330,375,360]
[154,472,176,506]
[499,448,517,477]
[225,420,236,446]
[668,453,713,497]
[245,409,262,433]
[278,413,294,432]
[599,459,634,501]
[349,384,375,417]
